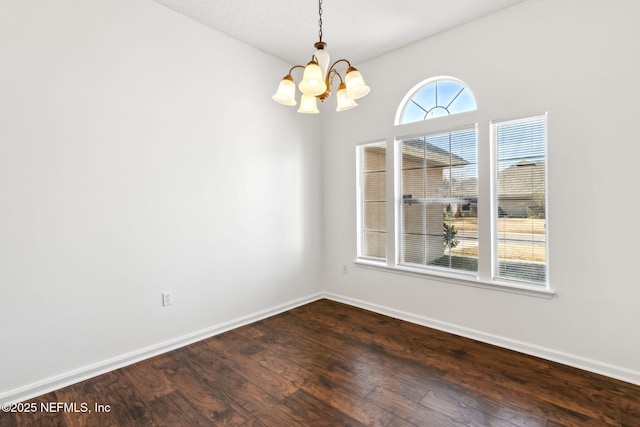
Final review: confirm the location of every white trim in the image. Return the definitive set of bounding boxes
[325,292,640,387]
[4,290,639,405]
[490,113,549,287]
[0,293,324,405]
[394,76,478,126]
[355,141,387,261]
[354,259,555,299]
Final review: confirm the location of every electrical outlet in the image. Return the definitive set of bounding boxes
[162,291,173,307]
[342,265,348,274]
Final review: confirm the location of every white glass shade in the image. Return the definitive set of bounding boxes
[314,48,331,79]
[345,67,370,100]
[298,61,327,96]
[272,76,297,106]
[336,83,358,111]
[298,94,320,114]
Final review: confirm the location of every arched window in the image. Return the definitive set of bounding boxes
[358,75,550,291]
[396,77,477,125]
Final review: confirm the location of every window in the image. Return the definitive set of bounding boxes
[357,142,387,261]
[400,128,478,274]
[356,76,551,294]
[492,115,548,284]
[397,77,477,125]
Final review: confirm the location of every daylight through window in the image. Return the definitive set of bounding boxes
[492,115,548,284]
[400,128,478,274]
[398,78,477,125]
[356,76,549,292]
[357,142,387,261]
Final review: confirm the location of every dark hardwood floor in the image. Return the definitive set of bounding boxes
[2,299,639,426]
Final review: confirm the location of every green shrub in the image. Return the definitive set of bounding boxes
[443,223,459,249]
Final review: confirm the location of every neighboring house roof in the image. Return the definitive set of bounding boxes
[451,177,478,199]
[402,139,468,168]
[498,161,545,198]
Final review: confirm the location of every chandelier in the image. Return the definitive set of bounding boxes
[272,0,370,113]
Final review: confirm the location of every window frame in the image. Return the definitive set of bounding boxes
[395,76,478,126]
[397,126,479,277]
[356,141,388,263]
[491,114,549,287]
[355,77,554,298]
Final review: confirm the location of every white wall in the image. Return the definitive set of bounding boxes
[0,0,322,399]
[323,0,640,384]
[2,0,639,402]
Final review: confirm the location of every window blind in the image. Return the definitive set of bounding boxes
[358,143,387,260]
[492,115,547,284]
[399,127,478,273]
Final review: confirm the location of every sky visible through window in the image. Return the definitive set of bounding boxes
[401,80,477,124]
[496,119,545,172]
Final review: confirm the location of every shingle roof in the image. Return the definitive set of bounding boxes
[402,139,468,168]
[498,161,545,197]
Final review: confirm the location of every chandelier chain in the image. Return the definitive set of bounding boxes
[318,0,323,42]
[271,0,369,112]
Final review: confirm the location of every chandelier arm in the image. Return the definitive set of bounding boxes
[326,69,337,91]
[288,65,306,75]
[272,0,369,112]
[315,68,335,102]
[332,69,345,85]
[326,69,334,87]
[315,60,352,101]
[326,59,352,76]
[326,68,344,88]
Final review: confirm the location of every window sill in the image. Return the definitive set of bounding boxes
[354,259,556,299]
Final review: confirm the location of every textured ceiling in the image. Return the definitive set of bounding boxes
[154,0,527,66]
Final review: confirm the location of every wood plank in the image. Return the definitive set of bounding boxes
[365,386,468,427]
[0,394,68,427]
[203,331,300,400]
[386,415,421,427]
[4,299,639,427]
[418,377,545,427]
[620,388,640,427]
[149,391,210,426]
[182,338,308,426]
[420,389,526,427]
[255,303,444,401]
[282,389,370,427]
[152,352,253,425]
[119,352,177,402]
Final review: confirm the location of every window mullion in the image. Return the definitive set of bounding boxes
[477,120,493,283]
[386,137,397,267]
[355,76,552,295]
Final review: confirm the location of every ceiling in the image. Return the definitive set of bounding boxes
[154,0,527,66]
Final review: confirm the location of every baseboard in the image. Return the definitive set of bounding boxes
[324,292,640,387]
[0,292,324,404]
[4,290,638,404]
